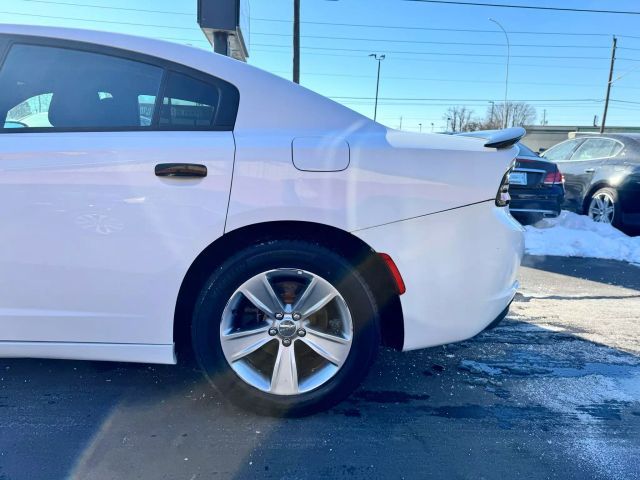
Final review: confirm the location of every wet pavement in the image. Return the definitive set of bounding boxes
[1,256,639,479]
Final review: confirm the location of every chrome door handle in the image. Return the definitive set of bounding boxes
[584,168,595,173]
[155,163,207,178]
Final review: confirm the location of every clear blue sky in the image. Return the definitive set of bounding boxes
[2,0,640,131]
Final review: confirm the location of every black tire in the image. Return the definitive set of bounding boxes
[191,239,380,417]
[587,187,623,229]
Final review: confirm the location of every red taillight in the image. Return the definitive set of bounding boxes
[496,168,512,207]
[543,170,563,185]
[378,253,406,295]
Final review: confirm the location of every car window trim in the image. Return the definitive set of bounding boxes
[568,137,625,162]
[0,34,239,133]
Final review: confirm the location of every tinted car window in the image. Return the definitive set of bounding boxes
[571,138,623,161]
[542,139,582,162]
[159,71,239,130]
[0,44,163,130]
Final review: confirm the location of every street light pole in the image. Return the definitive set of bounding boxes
[489,18,510,129]
[369,53,385,122]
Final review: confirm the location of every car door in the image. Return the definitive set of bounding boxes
[0,39,237,347]
[559,138,622,211]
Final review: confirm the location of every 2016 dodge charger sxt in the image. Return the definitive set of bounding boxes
[0,25,524,415]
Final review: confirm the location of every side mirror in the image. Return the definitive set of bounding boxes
[538,147,547,154]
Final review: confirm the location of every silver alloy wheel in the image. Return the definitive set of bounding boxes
[220,269,353,395]
[588,191,615,224]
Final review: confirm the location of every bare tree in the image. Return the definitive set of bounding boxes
[443,106,475,132]
[487,102,536,128]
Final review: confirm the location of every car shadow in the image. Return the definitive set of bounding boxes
[1,317,638,480]
[522,255,640,291]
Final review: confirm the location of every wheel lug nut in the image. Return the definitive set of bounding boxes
[292,312,301,320]
[275,312,284,320]
[297,329,306,337]
[282,338,292,347]
[268,327,278,336]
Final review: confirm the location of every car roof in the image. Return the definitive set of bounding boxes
[575,133,640,143]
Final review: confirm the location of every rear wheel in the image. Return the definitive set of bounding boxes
[191,240,380,416]
[587,187,622,228]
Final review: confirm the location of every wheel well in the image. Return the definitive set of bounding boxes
[173,221,404,362]
[582,182,613,213]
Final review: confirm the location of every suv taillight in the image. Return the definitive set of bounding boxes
[543,170,563,185]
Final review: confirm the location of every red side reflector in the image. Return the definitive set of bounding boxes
[378,253,406,295]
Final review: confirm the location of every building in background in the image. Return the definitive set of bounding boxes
[197,0,249,61]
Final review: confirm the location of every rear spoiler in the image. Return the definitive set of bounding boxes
[456,127,526,150]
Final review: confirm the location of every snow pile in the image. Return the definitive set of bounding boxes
[523,211,640,265]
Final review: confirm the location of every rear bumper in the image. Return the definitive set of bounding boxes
[354,201,524,351]
[483,300,513,332]
[509,186,563,217]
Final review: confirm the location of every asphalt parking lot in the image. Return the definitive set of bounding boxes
[1,255,639,480]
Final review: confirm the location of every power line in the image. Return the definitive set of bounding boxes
[251,48,612,70]
[252,32,610,49]
[252,17,617,38]
[252,43,613,61]
[0,10,197,30]
[277,70,640,90]
[403,1,640,16]
[612,99,640,105]
[16,0,194,15]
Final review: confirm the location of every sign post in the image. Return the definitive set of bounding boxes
[197,0,250,61]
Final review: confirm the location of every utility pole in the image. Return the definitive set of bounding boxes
[418,123,422,133]
[601,35,617,134]
[369,53,385,122]
[489,101,495,126]
[542,109,547,126]
[399,116,403,130]
[293,0,300,84]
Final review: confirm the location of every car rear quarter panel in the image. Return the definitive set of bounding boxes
[226,129,518,233]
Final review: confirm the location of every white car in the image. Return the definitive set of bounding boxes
[0,25,524,415]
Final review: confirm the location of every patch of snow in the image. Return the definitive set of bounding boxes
[459,360,502,376]
[523,211,640,265]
